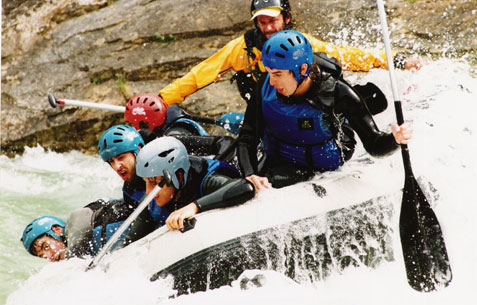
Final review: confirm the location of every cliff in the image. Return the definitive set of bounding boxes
[2,0,476,155]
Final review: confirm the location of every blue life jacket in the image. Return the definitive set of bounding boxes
[163,106,209,136]
[261,76,343,171]
[91,221,130,255]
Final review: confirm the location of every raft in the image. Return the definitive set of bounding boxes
[103,162,403,295]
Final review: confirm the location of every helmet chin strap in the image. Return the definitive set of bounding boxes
[289,74,309,97]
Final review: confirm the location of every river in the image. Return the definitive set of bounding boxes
[1,58,476,304]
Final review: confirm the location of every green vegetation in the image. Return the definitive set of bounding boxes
[154,33,177,46]
[115,73,127,96]
[90,75,105,84]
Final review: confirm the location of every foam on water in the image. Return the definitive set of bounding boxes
[3,59,477,305]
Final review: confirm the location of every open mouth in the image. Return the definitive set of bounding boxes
[118,169,129,180]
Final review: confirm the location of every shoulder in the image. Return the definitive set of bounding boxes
[313,52,342,78]
[224,33,247,49]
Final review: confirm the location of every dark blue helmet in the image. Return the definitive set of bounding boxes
[262,30,313,83]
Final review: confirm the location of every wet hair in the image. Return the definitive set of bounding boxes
[29,234,47,256]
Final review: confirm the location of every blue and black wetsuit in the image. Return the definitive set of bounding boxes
[124,156,255,244]
[237,52,398,188]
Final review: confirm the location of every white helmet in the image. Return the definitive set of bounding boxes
[136,137,190,189]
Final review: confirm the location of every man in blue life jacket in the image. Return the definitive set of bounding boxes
[21,198,135,260]
[98,124,147,206]
[122,136,256,243]
[237,30,413,189]
[20,126,146,261]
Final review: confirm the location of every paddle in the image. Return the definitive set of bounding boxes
[47,93,244,135]
[86,170,172,271]
[376,0,452,292]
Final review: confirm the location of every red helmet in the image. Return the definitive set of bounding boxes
[124,94,168,131]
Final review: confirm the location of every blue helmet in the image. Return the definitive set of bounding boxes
[261,30,313,83]
[98,125,144,162]
[136,137,190,189]
[21,216,66,254]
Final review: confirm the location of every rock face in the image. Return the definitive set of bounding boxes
[2,0,476,155]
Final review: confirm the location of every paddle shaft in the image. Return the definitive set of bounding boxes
[377,0,452,292]
[376,0,414,176]
[48,94,242,135]
[86,184,162,271]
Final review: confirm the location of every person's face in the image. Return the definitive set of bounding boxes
[143,176,176,207]
[108,152,137,183]
[32,235,67,262]
[266,67,298,96]
[256,14,289,39]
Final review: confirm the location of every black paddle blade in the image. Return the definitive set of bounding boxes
[399,176,452,292]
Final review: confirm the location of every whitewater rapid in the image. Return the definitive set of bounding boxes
[2,59,476,305]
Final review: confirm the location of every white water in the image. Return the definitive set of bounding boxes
[2,59,476,305]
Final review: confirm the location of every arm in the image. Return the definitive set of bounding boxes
[305,34,417,72]
[335,81,399,157]
[172,135,235,158]
[65,207,94,257]
[158,36,248,106]
[236,80,264,177]
[165,174,255,230]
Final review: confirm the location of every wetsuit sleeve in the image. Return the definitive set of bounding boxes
[305,33,390,72]
[172,135,235,157]
[195,174,255,212]
[65,207,94,257]
[158,36,248,106]
[335,81,398,157]
[237,78,265,177]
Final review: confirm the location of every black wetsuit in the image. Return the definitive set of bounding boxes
[237,53,398,188]
[138,105,236,163]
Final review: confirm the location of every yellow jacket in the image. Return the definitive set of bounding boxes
[159,33,389,106]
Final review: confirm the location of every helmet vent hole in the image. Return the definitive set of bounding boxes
[265,45,271,54]
[150,101,156,107]
[144,162,149,168]
[158,149,174,158]
[154,109,160,112]
[103,139,107,148]
[296,35,302,44]
[168,157,175,163]
[275,52,285,59]
[143,97,148,104]
[280,43,289,51]
[113,132,122,136]
[117,127,125,131]
[134,97,139,104]
[113,139,123,143]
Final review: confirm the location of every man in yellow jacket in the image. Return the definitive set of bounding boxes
[158,0,420,106]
